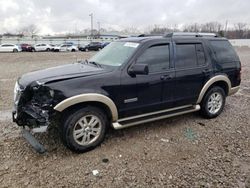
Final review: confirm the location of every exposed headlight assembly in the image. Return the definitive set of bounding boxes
[14,82,22,105]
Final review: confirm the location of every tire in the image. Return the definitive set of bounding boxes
[13,49,18,53]
[46,48,50,52]
[71,49,76,52]
[61,106,108,153]
[200,86,226,119]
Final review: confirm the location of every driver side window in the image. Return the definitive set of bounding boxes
[136,44,170,73]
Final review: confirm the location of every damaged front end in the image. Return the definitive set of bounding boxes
[12,81,58,153]
[13,81,57,127]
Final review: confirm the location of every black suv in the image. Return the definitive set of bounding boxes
[79,42,103,51]
[13,32,241,153]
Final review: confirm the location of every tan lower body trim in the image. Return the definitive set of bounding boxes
[112,105,200,130]
[228,86,240,96]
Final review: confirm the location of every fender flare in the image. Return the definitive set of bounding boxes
[196,75,231,104]
[54,93,118,121]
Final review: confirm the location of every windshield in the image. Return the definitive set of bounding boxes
[89,41,139,67]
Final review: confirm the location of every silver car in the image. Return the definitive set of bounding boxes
[53,44,78,52]
[0,43,21,52]
[34,44,52,52]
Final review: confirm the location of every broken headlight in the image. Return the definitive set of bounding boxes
[31,85,55,109]
[14,81,22,106]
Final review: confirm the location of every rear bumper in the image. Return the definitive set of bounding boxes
[228,86,240,96]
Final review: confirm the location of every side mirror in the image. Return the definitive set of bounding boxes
[128,64,149,76]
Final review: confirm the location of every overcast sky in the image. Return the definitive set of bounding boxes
[0,0,249,34]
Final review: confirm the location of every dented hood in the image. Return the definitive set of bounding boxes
[18,63,110,87]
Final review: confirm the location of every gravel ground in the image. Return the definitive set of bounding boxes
[0,49,249,188]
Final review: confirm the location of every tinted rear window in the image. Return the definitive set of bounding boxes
[175,43,206,69]
[210,40,239,63]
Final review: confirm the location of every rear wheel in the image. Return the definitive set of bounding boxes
[71,49,76,52]
[46,48,50,52]
[61,106,108,153]
[13,49,18,53]
[200,86,226,118]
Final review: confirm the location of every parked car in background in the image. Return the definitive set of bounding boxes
[81,42,103,51]
[101,42,110,48]
[34,44,52,52]
[20,44,35,52]
[0,43,21,52]
[78,43,90,51]
[53,44,78,52]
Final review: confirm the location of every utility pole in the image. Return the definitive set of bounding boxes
[89,13,93,38]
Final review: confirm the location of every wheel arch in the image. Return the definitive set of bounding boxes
[197,75,231,104]
[54,93,118,122]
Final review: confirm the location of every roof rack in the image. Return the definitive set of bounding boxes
[164,32,218,38]
[137,34,163,37]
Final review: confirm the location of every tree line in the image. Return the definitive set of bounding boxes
[149,22,250,39]
[1,22,250,39]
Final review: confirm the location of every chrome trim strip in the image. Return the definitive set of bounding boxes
[228,86,240,96]
[54,93,118,121]
[113,105,200,130]
[197,75,231,104]
[118,105,193,122]
[124,98,138,104]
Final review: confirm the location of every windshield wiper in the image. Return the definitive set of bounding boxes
[83,59,102,68]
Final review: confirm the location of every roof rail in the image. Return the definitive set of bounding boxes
[137,34,163,37]
[165,32,218,38]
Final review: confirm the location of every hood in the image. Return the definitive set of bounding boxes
[19,63,110,87]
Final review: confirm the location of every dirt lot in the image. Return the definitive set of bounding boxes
[0,49,249,188]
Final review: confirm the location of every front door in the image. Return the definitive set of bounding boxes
[119,42,175,117]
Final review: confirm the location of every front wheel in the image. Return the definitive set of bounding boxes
[13,49,18,53]
[61,106,108,153]
[200,86,226,119]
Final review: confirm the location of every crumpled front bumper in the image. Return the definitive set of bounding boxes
[13,110,48,154]
[22,128,47,154]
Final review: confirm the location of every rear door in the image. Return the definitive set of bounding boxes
[60,45,67,51]
[41,44,47,51]
[173,39,212,106]
[35,44,41,51]
[7,44,14,52]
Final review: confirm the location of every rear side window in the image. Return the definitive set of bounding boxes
[175,43,206,69]
[136,44,170,73]
[210,40,239,63]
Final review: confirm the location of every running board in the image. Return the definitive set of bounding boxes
[112,105,200,130]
